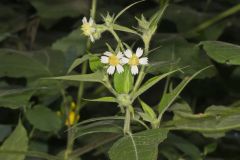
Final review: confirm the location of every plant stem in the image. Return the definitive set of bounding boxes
[109,29,124,51]
[123,107,131,134]
[64,0,98,159]
[186,3,240,36]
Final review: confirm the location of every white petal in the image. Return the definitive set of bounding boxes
[136,47,143,57]
[124,49,132,58]
[82,17,87,24]
[139,57,148,65]
[117,52,123,58]
[101,56,109,64]
[107,66,115,75]
[104,51,112,56]
[116,65,124,73]
[90,35,94,42]
[120,57,129,64]
[89,17,94,25]
[131,66,139,75]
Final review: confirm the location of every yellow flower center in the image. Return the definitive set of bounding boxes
[109,54,119,66]
[81,23,93,36]
[128,54,139,66]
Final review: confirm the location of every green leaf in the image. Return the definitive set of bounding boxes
[52,29,87,56]
[0,88,34,109]
[84,97,117,103]
[26,106,62,132]
[0,121,28,160]
[139,99,156,119]
[0,49,67,79]
[132,69,178,100]
[114,66,133,94]
[165,104,240,138]
[112,24,139,35]
[109,128,169,160]
[203,142,217,156]
[0,49,50,78]
[148,37,216,78]
[48,71,104,83]
[89,55,104,72]
[28,0,88,26]
[67,54,92,73]
[158,66,211,117]
[166,134,202,160]
[201,41,240,65]
[149,3,168,30]
[113,0,145,22]
[164,4,207,32]
[75,121,122,138]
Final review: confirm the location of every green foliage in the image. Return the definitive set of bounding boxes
[0,121,28,160]
[109,129,169,160]
[114,66,133,94]
[26,106,62,132]
[1,0,240,159]
[201,41,240,65]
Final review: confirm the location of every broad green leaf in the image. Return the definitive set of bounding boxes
[0,121,28,160]
[84,97,117,103]
[0,49,50,78]
[148,37,216,78]
[0,49,67,79]
[52,29,87,56]
[48,71,104,83]
[68,54,92,73]
[114,66,133,94]
[164,4,208,32]
[109,128,169,160]
[26,106,62,132]
[0,88,34,109]
[158,66,211,117]
[132,69,178,100]
[201,41,240,65]
[139,99,156,119]
[89,55,104,72]
[29,0,88,26]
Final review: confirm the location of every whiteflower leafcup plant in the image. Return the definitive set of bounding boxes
[50,1,214,159]
[2,0,240,160]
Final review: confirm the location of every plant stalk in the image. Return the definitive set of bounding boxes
[64,0,98,159]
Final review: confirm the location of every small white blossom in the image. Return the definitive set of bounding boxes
[101,51,124,75]
[81,17,96,42]
[123,47,148,75]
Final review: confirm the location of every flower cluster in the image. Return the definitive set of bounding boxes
[101,48,148,75]
[57,102,80,126]
[81,17,96,42]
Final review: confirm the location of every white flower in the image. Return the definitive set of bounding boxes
[81,17,96,42]
[101,51,124,75]
[122,47,148,75]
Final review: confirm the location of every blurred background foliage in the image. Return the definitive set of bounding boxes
[0,0,240,160]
